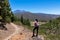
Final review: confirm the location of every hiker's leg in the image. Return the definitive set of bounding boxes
[33,27,36,36]
[36,27,39,36]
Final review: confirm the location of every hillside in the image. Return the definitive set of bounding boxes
[13,10,60,21]
[39,17,60,40]
[8,23,44,40]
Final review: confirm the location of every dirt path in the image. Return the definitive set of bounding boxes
[4,23,20,40]
[0,23,15,40]
[5,23,44,40]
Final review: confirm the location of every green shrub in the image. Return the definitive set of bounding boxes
[5,16,11,23]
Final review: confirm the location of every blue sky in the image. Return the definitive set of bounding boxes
[9,0,60,15]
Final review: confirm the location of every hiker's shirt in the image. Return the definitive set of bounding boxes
[34,21,39,27]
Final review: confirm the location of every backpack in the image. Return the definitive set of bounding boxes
[34,22,38,27]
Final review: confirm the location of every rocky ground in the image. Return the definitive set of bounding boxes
[8,23,44,40]
[0,23,44,40]
[0,23,15,40]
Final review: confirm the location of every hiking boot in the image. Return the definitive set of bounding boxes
[32,35,35,37]
[36,35,38,37]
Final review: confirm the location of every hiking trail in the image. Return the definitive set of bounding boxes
[4,23,44,40]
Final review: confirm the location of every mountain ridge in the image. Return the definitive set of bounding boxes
[13,10,60,21]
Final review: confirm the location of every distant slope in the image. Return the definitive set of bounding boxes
[40,17,60,40]
[13,10,60,21]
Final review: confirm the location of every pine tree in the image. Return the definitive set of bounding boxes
[26,19,31,26]
[0,0,13,23]
[21,15,23,24]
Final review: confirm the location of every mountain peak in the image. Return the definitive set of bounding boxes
[13,10,31,14]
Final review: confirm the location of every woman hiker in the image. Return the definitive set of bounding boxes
[32,19,39,37]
